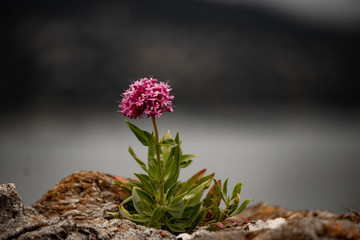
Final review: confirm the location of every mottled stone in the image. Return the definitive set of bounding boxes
[0,183,49,240]
[195,204,360,240]
[1,172,359,240]
[0,183,24,224]
[32,171,131,221]
[0,173,176,240]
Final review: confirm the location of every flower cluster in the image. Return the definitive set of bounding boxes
[119,77,174,119]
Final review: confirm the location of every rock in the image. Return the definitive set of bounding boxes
[245,218,286,231]
[32,171,131,221]
[0,183,25,224]
[194,203,360,240]
[176,227,215,240]
[263,217,360,240]
[1,172,359,240]
[0,183,49,240]
[1,172,176,240]
[11,218,176,240]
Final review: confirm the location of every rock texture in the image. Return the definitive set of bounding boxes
[1,171,360,240]
[0,183,27,224]
[1,172,175,240]
[194,203,360,240]
[32,171,128,221]
[0,183,49,240]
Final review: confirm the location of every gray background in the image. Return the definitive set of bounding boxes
[1,0,360,213]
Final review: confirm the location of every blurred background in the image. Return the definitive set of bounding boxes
[1,0,359,213]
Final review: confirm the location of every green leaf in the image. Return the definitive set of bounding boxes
[167,222,186,233]
[188,208,207,232]
[185,181,207,201]
[182,202,201,222]
[147,206,163,227]
[223,178,228,201]
[128,147,148,173]
[161,130,173,164]
[230,198,253,217]
[203,179,222,208]
[126,120,154,146]
[175,131,180,144]
[184,181,210,206]
[175,221,190,230]
[106,211,120,218]
[131,214,151,224]
[134,187,155,209]
[132,188,145,215]
[227,193,240,215]
[164,155,175,177]
[166,181,181,202]
[114,180,123,186]
[117,181,141,199]
[148,157,160,180]
[180,154,196,168]
[196,173,215,190]
[122,181,142,191]
[170,192,188,204]
[187,202,202,225]
[180,160,193,168]
[133,173,156,196]
[165,145,176,161]
[132,187,155,216]
[212,201,221,222]
[165,199,186,218]
[121,196,133,205]
[213,179,226,203]
[179,169,206,195]
[114,180,132,196]
[181,154,197,162]
[164,145,180,190]
[231,182,242,199]
[161,138,177,147]
[148,144,156,160]
[165,129,172,139]
[119,204,132,219]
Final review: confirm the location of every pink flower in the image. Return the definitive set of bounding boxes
[119,77,174,119]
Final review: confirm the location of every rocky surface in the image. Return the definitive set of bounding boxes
[0,172,175,240]
[194,205,360,240]
[1,171,359,240]
[32,171,129,221]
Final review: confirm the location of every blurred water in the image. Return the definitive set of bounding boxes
[0,107,359,213]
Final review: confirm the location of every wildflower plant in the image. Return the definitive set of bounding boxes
[110,77,252,233]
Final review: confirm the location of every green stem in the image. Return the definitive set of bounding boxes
[152,117,164,205]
